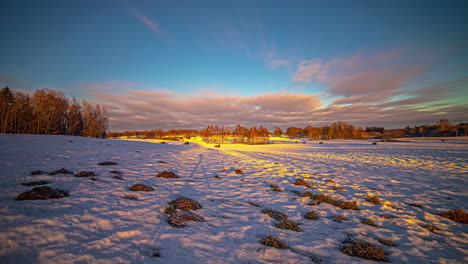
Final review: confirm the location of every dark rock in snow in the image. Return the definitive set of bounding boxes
[167,211,204,228]
[129,184,154,191]
[168,197,202,211]
[48,168,73,175]
[29,170,45,175]
[157,171,179,178]
[74,171,95,177]
[21,181,50,186]
[17,187,68,200]
[97,161,118,166]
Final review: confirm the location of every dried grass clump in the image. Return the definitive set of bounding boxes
[407,203,424,208]
[167,211,204,228]
[260,235,287,249]
[333,215,347,222]
[97,161,118,166]
[17,187,68,200]
[301,191,314,199]
[129,184,154,192]
[169,197,202,211]
[340,239,389,262]
[21,181,49,186]
[157,171,179,178]
[30,170,45,175]
[304,211,320,220]
[334,200,360,210]
[124,195,138,200]
[48,168,73,175]
[276,220,301,232]
[377,238,396,247]
[332,186,346,191]
[75,171,95,177]
[262,209,288,221]
[437,208,468,224]
[313,194,335,204]
[422,224,440,233]
[365,195,381,205]
[381,214,397,219]
[309,193,360,210]
[164,206,177,215]
[361,219,377,227]
[269,182,282,192]
[293,179,313,188]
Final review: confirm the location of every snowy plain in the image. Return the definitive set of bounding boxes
[0,134,467,263]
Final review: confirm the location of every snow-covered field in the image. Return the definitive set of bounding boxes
[0,135,467,264]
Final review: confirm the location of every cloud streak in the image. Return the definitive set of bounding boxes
[128,7,163,37]
[292,50,425,103]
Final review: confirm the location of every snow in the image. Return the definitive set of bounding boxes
[0,134,467,263]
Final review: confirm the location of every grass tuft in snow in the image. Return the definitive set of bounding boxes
[269,182,282,192]
[75,171,96,177]
[97,161,118,166]
[167,211,204,228]
[293,178,313,188]
[262,209,288,221]
[437,208,468,224]
[361,219,377,227]
[301,191,314,198]
[48,168,73,175]
[168,197,202,211]
[304,211,320,220]
[333,215,347,222]
[276,220,301,232]
[380,214,397,219]
[332,185,346,191]
[157,171,179,178]
[422,224,441,233]
[124,195,138,201]
[365,195,381,205]
[21,181,50,186]
[164,206,177,215]
[260,235,287,249]
[407,203,424,208]
[29,170,45,175]
[378,238,396,247]
[340,239,389,262]
[17,186,68,200]
[129,184,154,192]
[310,194,360,210]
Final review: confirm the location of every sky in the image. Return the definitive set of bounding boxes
[1,0,467,131]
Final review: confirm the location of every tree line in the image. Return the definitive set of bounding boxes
[0,86,108,138]
[278,121,370,139]
[108,121,370,143]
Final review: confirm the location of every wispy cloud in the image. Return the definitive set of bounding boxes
[128,7,163,37]
[292,50,425,103]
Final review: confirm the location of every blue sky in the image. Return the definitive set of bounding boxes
[1,0,467,130]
